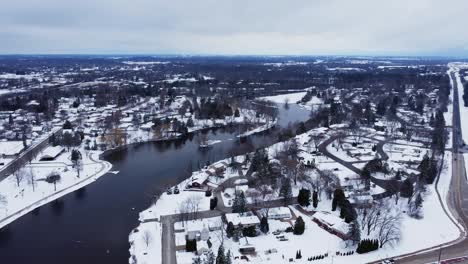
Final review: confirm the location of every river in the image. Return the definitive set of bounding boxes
[0,103,309,264]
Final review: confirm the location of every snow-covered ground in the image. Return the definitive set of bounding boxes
[0,148,111,229]
[260,92,307,104]
[260,92,324,111]
[128,220,162,264]
[127,78,460,264]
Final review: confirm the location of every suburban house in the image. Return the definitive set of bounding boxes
[239,244,256,254]
[0,140,25,159]
[40,146,65,161]
[185,171,209,189]
[206,162,226,178]
[224,212,260,229]
[349,193,374,208]
[261,207,292,220]
[312,211,350,240]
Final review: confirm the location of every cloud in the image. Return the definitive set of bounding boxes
[1,0,468,56]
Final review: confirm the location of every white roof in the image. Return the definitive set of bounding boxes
[266,207,292,218]
[0,141,24,156]
[140,122,153,129]
[225,212,260,226]
[235,185,249,193]
[41,146,64,159]
[313,211,349,234]
[184,217,222,232]
[32,126,43,132]
[189,171,209,185]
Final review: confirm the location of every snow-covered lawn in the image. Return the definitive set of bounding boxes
[0,148,111,229]
[128,221,162,264]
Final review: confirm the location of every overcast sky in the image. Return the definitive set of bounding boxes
[1,0,468,56]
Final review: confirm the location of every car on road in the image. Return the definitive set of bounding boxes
[381,259,395,264]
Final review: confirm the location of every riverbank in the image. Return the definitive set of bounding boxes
[0,150,112,229]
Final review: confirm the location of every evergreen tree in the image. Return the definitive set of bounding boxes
[297,188,310,207]
[400,178,414,198]
[63,120,73,129]
[279,178,292,204]
[312,190,318,208]
[216,244,226,264]
[226,222,235,238]
[226,250,232,264]
[185,238,197,252]
[193,256,202,264]
[332,189,345,211]
[293,216,305,235]
[418,154,438,184]
[232,191,247,214]
[206,251,215,264]
[340,200,357,223]
[210,197,218,210]
[260,216,269,233]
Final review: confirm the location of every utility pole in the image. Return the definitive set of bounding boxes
[438,246,442,264]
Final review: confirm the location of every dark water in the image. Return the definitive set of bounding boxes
[0,104,309,264]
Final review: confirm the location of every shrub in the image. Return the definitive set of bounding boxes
[293,216,305,235]
[356,239,379,254]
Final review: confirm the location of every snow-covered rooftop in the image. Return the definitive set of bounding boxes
[225,212,260,226]
[0,141,24,156]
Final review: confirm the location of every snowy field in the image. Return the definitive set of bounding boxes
[260,92,307,104]
[260,91,323,111]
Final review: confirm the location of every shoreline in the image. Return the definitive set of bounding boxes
[0,121,275,231]
[0,152,112,229]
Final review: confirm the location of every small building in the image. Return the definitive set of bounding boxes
[140,122,153,131]
[200,227,209,241]
[206,163,226,177]
[0,140,25,158]
[349,193,373,208]
[239,244,256,254]
[40,146,65,161]
[186,171,209,189]
[224,212,260,229]
[262,207,292,220]
[313,211,350,240]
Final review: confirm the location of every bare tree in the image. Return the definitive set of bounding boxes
[296,162,307,184]
[309,133,322,152]
[13,167,26,187]
[349,127,366,145]
[358,203,383,236]
[142,230,152,248]
[385,119,399,139]
[190,195,202,219]
[377,211,401,248]
[26,168,37,192]
[178,199,190,226]
[213,218,225,244]
[75,159,83,178]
